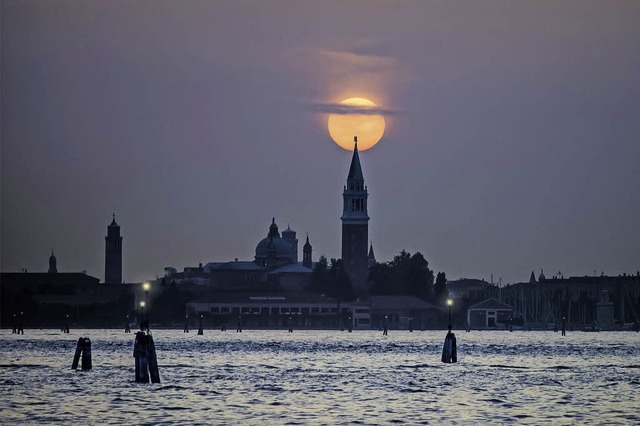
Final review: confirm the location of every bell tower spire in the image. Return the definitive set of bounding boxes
[105,214,123,284]
[341,136,369,297]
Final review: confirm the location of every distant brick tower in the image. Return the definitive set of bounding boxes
[105,214,123,284]
[341,136,369,297]
[48,250,58,274]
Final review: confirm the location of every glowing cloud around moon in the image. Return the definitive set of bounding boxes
[328,97,385,151]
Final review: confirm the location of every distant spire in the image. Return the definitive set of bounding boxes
[109,213,118,227]
[347,135,364,181]
[368,242,375,259]
[529,270,537,283]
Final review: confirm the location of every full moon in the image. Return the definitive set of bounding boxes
[328,97,385,151]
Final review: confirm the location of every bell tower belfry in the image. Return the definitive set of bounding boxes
[341,136,369,297]
[105,214,123,284]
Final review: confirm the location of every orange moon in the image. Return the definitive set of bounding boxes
[328,97,385,151]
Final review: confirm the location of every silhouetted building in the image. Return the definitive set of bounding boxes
[105,214,123,284]
[48,251,57,274]
[341,137,369,297]
[166,219,316,291]
[501,272,640,328]
[467,298,515,329]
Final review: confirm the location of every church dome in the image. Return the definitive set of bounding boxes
[255,218,295,263]
[255,237,293,259]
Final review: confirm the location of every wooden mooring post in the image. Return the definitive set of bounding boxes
[71,337,92,370]
[441,327,457,363]
[134,331,160,383]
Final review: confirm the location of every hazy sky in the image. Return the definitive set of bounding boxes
[2,1,639,284]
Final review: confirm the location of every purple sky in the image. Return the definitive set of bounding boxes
[2,1,639,284]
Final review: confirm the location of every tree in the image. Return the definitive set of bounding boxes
[369,262,392,295]
[369,250,434,300]
[308,255,329,294]
[329,258,355,301]
[307,256,355,302]
[434,271,447,304]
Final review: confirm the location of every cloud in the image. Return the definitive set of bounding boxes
[306,102,400,116]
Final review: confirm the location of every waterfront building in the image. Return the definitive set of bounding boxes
[467,298,516,329]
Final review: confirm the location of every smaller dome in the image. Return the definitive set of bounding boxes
[282,225,296,239]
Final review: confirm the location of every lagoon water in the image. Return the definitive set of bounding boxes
[1,329,639,424]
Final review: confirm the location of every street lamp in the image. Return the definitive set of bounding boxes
[140,301,145,329]
[447,299,453,329]
[143,282,151,324]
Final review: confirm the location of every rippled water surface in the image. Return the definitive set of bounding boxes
[1,329,639,424]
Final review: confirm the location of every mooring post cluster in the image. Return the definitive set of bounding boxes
[71,337,92,370]
[133,330,160,383]
[12,313,24,334]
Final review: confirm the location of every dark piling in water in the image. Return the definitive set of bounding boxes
[236,315,242,333]
[183,316,189,333]
[134,330,160,383]
[441,327,457,363]
[71,337,92,370]
[288,316,293,333]
[81,338,92,370]
[72,337,83,369]
[198,315,204,335]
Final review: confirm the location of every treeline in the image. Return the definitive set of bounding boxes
[307,250,448,304]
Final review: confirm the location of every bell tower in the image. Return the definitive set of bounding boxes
[341,136,369,297]
[303,234,313,269]
[105,214,123,284]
